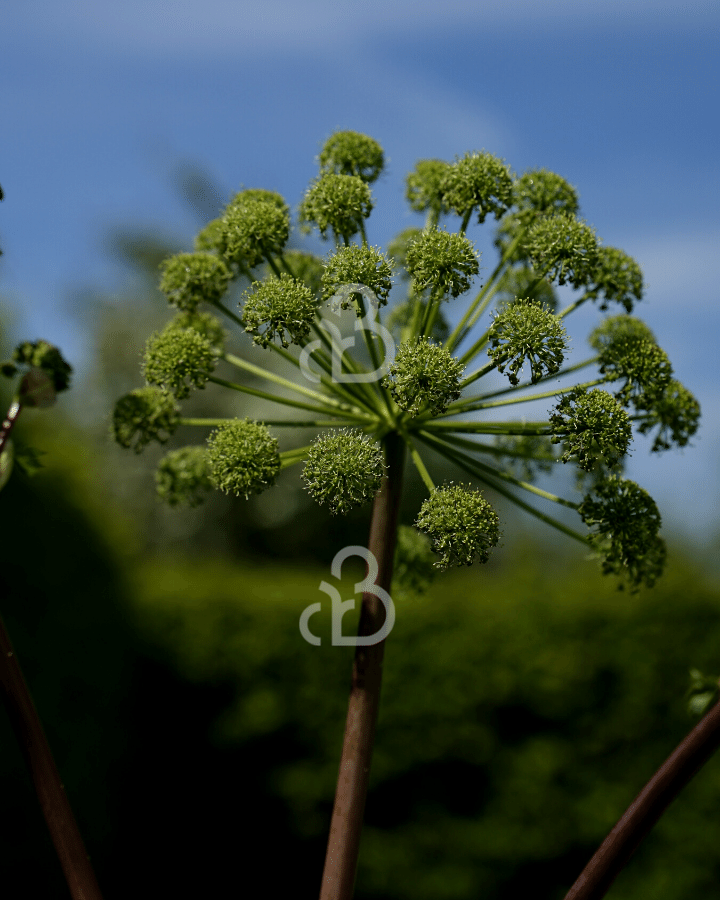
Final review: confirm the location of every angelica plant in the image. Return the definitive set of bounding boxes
[112,130,700,899]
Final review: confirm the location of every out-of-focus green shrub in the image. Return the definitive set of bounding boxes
[128,544,720,900]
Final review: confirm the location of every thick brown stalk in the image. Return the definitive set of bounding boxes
[319,430,406,900]
[0,608,104,900]
[564,699,720,900]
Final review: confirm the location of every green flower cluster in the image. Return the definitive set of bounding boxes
[207,418,280,499]
[321,244,393,311]
[241,274,317,349]
[142,321,218,399]
[487,299,568,385]
[112,386,180,453]
[299,172,373,244]
[415,483,501,569]
[383,337,464,417]
[550,388,632,472]
[302,429,385,515]
[159,252,232,312]
[405,228,479,299]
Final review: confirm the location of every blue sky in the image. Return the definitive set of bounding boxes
[1,0,718,541]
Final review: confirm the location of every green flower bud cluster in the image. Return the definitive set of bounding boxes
[550,388,632,472]
[319,130,384,183]
[526,213,599,288]
[383,337,464,417]
[1,340,72,403]
[405,160,452,217]
[216,189,290,270]
[579,475,666,590]
[487,299,568,385]
[637,380,701,452]
[405,228,479,299]
[321,244,393,311]
[207,418,280,499]
[415,483,501,569]
[584,246,643,313]
[112,386,180,453]
[302,428,385,515]
[299,172,373,244]
[170,310,226,352]
[159,252,232,312]
[240,274,317,349]
[439,151,514,224]
[156,446,213,507]
[142,321,218,399]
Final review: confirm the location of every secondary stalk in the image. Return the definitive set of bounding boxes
[319,430,406,900]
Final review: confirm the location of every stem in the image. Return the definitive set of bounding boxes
[319,430,406,900]
[0,611,104,900]
[564,699,720,900]
[0,398,22,457]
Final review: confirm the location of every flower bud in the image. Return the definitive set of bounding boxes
[405,160,451,216]
[112,386,180,453]
[142,321,218,399]
[241,274,317,349]
[322,244,393,311]
[169,310,226,353]
[405,228,479,299]
[526,213,599,288]
[550,388,632,472]
[302,428,385,515]
[159,252,232,312]
[319,131,384,184]
[217,189,290,269]
[155,446,213,507]
[487,299,568,385]
[579,475,665,589]
[415,483,500,569]
[591,319,673,408]
[298,172,373,244]
[383,337,464,417]
[207,418,280,498]
[439,151,514,224]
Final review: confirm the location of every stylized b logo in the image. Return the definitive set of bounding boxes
[299,545,395,646]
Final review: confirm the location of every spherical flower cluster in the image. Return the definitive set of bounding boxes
[589,314,656,351]
[240,274,317,349]
[637,379,701,452]
[405,228,479,299]
[593,328,673,408]
[487,299,568,385]
[439,151,514,224]
[550,388,632,472]
[383,337,464,417]
[512,169,579,219]
[194,216,224,253]
[579,475,666,590]
[526,213,600,288]
[415,483,500,569]
[319,131,385,183]
[583,246,643,313]
[298,172,373,244]
[302,428,385,515]
[207,418,280,499]
[155,446,213,507]
[405,160,452,216]
[158,252,232,313]
[321,244,394,312]
[112,386,180,453]
[216,189,290,270]
[142,322,218,399]
[4,340,72,403]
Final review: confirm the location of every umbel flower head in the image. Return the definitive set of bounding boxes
[216,189,290,270]
[1,340,72,406]
[298,172,373,244]
[112,386,180,453]
[321,244,394,311]
[405,160,452,218]
[141,321,218,399]
[383,337,464,417]
[550,388,632,472]
[636,379,701,452]
[241,274,317,349]
[319,130,385,184]
[155,446,213,507]
[584,246,643,313]
[159,252,232,313]
[487,299,568,385]
[415,483,501,569]
[526,212,600,288]
[302,429,385,515]
[207,418,280,499]
[405,228,479,299]
[439,151,514,224]
[579,475,666,590]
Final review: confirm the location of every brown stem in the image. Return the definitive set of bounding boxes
[564,699,720,900]
[0,609,104,900]
[319,430,406,900]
